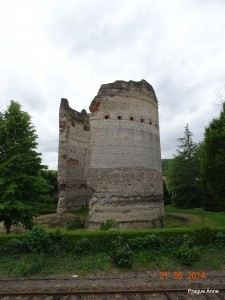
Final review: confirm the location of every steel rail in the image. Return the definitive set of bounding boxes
[0,275,156,281]
[1,288,225,296]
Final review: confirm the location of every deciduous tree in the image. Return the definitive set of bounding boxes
[0,101,51,233]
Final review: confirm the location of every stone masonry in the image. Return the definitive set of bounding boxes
[57,80,164,229]
[57,99,93,217]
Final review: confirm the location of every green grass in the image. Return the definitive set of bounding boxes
[64,207,89,230]
[165,205,225,227]
[0,253,114,277]
[134,248,225,272]
[35,205,225,232]
[1,247,225,278]
[1,205,225,278]
[76,207,89,223]
[163,213,202,228]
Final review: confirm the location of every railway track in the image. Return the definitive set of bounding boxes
[1,289,225,299]
[0,276,224,299]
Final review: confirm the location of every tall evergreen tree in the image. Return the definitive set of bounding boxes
[163,180,171,204]
[200,102,225,211]
[0,101,51,233]
[167,125,201,208]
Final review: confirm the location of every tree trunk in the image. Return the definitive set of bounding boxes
[4,220,12,234]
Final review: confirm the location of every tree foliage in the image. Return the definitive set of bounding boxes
[41,169,57,197]
[200,102,225,211]
[0,101,51,233]
[163,180,171,204]
[36,169,58,214]
[161,159,172,176]
[167,125,201,208]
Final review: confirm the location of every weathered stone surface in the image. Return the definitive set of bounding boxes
[89,79,157,113]
[86,79,164,229]
[57,99,93,218]
[57,80,164,229]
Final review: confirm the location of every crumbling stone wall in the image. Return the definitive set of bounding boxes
[57,80,164,229]
[85,80,164,229]
[57,99,93,217]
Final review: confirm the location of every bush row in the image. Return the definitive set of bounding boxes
[1,226,225,252]
[1,226,225,267]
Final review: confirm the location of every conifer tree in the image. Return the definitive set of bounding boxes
[0,101,51,233]
[163,180,171,204]
[201,102,225,211]
[167,125,201,208]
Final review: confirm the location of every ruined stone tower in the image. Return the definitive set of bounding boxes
[57,80,164,228]
[57,99,93,217]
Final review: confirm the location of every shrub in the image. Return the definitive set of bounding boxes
[144,234,161,248]
[1,227,225,256]
[100,219,118,231]
[176,245,201,266]
[3,238,27,254]
[175,235,200,266]
[74,238,91,254]
[181,234,194,247]
[66,216,85,230]
[26,225,52,253]
[48,227,66,255]
[129,234,161,251]
[14,256,45,277]
[110,236,133,268]
[136,250,150,264]
[192,227,217,245]
[49,227,65,242]
[129,237,146,250]
[215,232,225,248]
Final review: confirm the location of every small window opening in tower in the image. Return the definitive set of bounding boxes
[149,120,152,125]
[141,118,144,123]
[71,121,75,127]
[104,115,109,119]
[130,117,134,121]
[118,116,122,120]
[155,123,158,128]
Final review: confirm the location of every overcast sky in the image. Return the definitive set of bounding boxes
[1,0,225,170]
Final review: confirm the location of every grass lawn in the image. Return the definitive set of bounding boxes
[163,213,202,228]
[2,204,224,233]
[0,252,113,277]
[165,205,225,227]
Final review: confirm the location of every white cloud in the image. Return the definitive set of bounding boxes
[0,0,225,169]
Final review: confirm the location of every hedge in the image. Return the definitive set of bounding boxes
[1,226,225,255]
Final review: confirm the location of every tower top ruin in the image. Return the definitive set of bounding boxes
[90,79,157,113]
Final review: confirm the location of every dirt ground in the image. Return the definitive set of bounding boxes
[0,270,224,293]
[0,213,75,233]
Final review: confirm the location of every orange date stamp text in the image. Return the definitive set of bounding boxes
[160,271,206,280]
